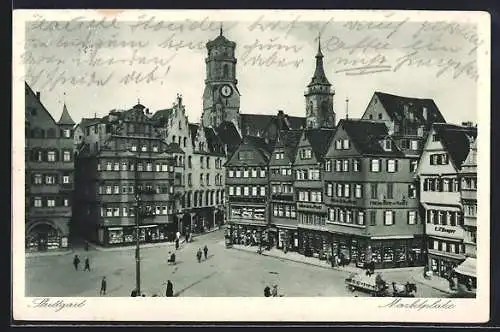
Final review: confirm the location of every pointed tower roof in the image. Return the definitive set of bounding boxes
[57,103,75,125]
[308,36,331,87]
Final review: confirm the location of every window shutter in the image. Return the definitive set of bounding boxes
[385,159,389,172]
[395,160,399,172]
[392,211,396,224]
[42,150,48,162]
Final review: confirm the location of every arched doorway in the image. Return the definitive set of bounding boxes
[26,222,63,251]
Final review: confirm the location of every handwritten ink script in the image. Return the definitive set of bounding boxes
[21,13,482,91]
[29,298,87,312]
[379,298,456,311]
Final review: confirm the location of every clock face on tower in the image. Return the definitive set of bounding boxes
[220,84,233,97]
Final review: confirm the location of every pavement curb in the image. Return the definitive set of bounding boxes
[26,250,73,258]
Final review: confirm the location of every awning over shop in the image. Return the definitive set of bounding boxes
[421,202,461,212]
[454,257,476,278]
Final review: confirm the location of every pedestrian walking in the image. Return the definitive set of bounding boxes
[203,245,208,260]
[271,284,278,297]
[176,231,181,240]
[100,277,107,296]
[84,257,91,271]
[175,238,180,250]
[73,255,80,271]
[264,286,271,297]
[196,248,202,263]
[166,280,174,297]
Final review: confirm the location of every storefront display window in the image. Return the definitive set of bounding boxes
[431,258,438,272]
[395,246,407,262]
[371,244,382,263]
[124,228,134,243]
[383,246,394,263]
[108,228,124,244]
[351,239,358,261]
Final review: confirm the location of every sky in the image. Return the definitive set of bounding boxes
[20,11,484,126]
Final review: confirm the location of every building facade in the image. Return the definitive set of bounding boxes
[268,130,302,251]
[225,136,271,246]
[416,123,477,277]
[295,128,336,259]
[25,83,75,251]
[456,138,477,292]
[324,119,424,269]
[74,103,182,246]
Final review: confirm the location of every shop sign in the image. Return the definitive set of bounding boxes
[297,202,324,211]
[426,223,464,239]
[330,198,357,205]
[370,199,408,207]
[30,208,71,216]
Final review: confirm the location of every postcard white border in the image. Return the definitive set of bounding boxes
[12,9,491,323]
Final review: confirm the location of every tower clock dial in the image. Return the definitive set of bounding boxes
[220,84,233,97]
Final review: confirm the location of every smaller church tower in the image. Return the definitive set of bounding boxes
[202,26,241,129]
[57,102,76,138]
[304,37,335,129]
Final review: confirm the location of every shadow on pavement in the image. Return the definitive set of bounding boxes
[173,271,218,297]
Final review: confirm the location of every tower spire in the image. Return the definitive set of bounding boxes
[317,32,323,57]
[220,22,223,36]
[345,97,349,120]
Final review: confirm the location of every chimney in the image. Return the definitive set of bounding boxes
[36,91,40,100]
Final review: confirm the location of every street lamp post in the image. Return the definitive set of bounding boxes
[134,192,141,296]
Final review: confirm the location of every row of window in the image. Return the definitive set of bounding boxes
[298,213,325,226]
[98,185,173,195]
[334,139,350,150]
[274,151,285,160]
[32,196,71,208]
[29,150,73,162]
[463,204,477,218]
[298,148,313,159]
[28,127,72,139]
[429,153,449,165]
[272,204,297,218]
[185,190,224,208]
[227,168,267,178]
[422,178,460,192]
[32,173,72,185]
[230,206,266,220]
[100,204,173,217]
[198,156,224,169]
[270,167,292,176]
[327,209,418,226]
[429,239,465,255]
[98,161,173,172]
[325,182,417,199]
[425,210,463,226]
[297,190,323,203]
[271,182,294,194]
[296,169,320,180]
[325,159,418,173]
[228,186,267,197]
[190,173,224,186]
[461,177,477,191]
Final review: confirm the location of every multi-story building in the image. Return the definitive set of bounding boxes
[324,119,423,269]
[295,128,336,259]
[268,130,303,251]
[151,95,226,236]
[416,123,477,277]
[456,137,477,292]
[74,102,183,246]
[25,83,75,251]
[225,136,271,246]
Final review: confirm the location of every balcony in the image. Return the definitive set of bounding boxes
[461,189,477,201]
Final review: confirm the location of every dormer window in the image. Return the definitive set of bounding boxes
[152,145,158,152]
[131,145,137,151]
[384,139,392,151]
[141,145,147,152]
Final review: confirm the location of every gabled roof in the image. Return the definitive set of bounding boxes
[243,135,273,155]
[304,128,336,161]
[240,112,306,136]
[340,119,404,157]
[57,103,75,125]
[25,82,57,125]
[274,129,303,161]
[77,117,102,128]
[374,91,445,126]
[432,123,477,169]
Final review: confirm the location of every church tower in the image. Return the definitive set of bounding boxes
[202,27,241,129]
[304,37,335,129]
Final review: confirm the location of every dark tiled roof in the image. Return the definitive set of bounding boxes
[165,142,185,154]
[206,32,236,48]
[189,123,199,145]
[374,91,446,127]
[308,41,331,87]
[433,123,477,169]
[304,128,336,161]
[216,121,242,153]
[340,119,404,157]
[241,112,306,137]
[78,118,102,128]
[151,108,174,126]
[57,104,75,125]
[204,127,225,155]
[284,115,306,130]
[25,82,57,125]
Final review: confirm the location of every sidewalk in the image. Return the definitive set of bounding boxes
[230,244,454,295]
[25,249,73,258]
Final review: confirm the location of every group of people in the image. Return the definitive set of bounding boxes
[73,254,91,272]
[264,285,281,297]
[196,245,209,263]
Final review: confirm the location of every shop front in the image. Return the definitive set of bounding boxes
[26,222,68,252]
[102,223,173,246]
[227,222,268,246]
[329,234,425,269]
[454,257,477,296]
[298,225,331,260]
[275,226,299,252]
[428,251,464,278]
